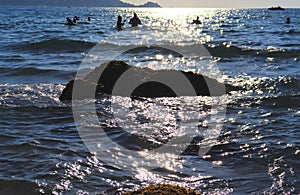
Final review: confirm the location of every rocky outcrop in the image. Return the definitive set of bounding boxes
[137,2,161,7]
[123,184,200,195]
[59,60,238,101]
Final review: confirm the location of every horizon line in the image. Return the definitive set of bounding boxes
[0,5,300,8]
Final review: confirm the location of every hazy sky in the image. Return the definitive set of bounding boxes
[124,0,300,8]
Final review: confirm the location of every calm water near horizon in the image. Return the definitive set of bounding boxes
[0,6,299,194]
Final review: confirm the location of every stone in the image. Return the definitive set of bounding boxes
[59,60,238,101]
[123,184,200,195]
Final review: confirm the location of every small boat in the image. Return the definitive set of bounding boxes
[268,6,285,10]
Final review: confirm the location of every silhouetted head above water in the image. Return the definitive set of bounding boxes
[129,13,141,27]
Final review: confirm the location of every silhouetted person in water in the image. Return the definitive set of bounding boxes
[192,16,202,24]
[286,17,291,24]
[66,17,76,25]
[117,15,124,30]
[129,13,141,27]
[88,17,91,21]
[73,16,80,24]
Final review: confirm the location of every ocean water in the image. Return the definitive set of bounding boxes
[0,6,299,194]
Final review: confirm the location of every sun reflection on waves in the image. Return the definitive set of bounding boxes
[0,83,65,107]
[102,8,238,47]
[131,166,234,194]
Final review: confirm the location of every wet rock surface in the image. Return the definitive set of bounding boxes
[123,184,201,195]
[59,60,238,101]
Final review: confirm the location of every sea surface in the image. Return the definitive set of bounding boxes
[0,6,299,194]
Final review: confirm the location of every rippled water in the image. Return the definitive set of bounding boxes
[0,6,299,194]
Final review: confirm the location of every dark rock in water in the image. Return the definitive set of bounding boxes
[268,6,285,10]
[123,184,201,195]
[59,60,238,101]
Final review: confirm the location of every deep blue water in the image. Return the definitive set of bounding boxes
[0,6,299,194]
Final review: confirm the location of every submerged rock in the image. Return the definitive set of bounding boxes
[59,60,238,101]
[123,184,200,195]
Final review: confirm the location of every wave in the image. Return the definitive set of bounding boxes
[236,93,300,110]
[205,44,300,58]
[9,38,96,53]
[6,38,300,59]
[92,43,300,61]
[89,42,300,59]
[0,67,75,79]
[0,179,42,195]
[258,94,300,109]
[231,75,300,93]
[1,67,57,76]
[270,29,300,35]
[0,83,65,108]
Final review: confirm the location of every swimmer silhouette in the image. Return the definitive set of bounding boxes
[117,15,125,30]
[129,13,141,27]
[73,16,80,24]
[192,16,202,24]
[66,17,76,25]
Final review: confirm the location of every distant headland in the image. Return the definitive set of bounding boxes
[0,0,161,7]
[268,6,285,10]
